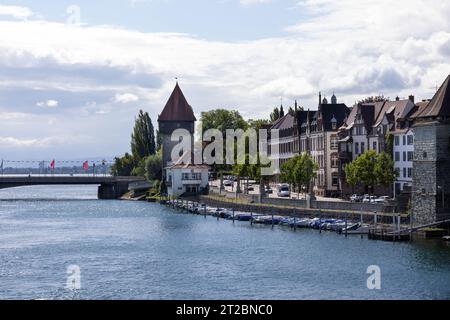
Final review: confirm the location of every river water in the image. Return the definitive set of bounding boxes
[0,185,449,300]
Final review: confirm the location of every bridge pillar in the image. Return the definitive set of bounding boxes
[98,183,129,200]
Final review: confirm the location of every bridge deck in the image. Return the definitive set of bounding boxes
[0,176,145,188]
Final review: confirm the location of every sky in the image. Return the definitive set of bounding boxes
[1,0,450,161]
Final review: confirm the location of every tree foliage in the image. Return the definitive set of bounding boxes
[356,95,389,105]
[145,151,163,181]
[344,150,398,192]
[131,110,156,161]
[201,109,248,134]
[280,154,318,195]
[111,153,134,177]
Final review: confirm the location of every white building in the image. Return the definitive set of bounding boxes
[166,153,210,198]
[393,128,414,196]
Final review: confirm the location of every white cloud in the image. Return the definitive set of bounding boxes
[114,93,139,103]
[37,99,59,108]
[1,2,450,159]
[0,5,33,19]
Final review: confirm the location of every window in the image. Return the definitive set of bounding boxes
[331,153,339,168]
[332,173,339,186]
[373,141,377,152]
[407,168,412,178]
[394,136,400,146]
[395,152,400,162]
[407,135,414,145]
[403,168,407,178]
[403,136,406,145]
[423,152,428,159]
[403,152,407,162]
[182,173,190,180]
[407,151,413,162]
[355,143,359,155]
[332,122,337,130]
[330,135,338,149]
[361,142,365,154]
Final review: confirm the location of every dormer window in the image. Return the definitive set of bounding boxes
[331,115,337,130]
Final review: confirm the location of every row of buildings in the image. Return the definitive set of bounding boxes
[157,76,449,224]
[268,75,450,216]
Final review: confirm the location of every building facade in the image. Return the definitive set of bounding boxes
[294,93,350,197]
[338,97,416,197]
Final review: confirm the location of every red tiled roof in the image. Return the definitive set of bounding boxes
[158,83,197,122]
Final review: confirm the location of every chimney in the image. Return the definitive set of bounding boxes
[408,95,415,104]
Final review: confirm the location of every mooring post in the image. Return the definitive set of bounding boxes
[251,212,253,226]
[374,211,378,232]
[204,205,207,218]
[272,214,274,229]
[232,208,235,223]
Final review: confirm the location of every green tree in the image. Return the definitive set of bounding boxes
[344,150,378,196]
[344,162,358,194]
[145,151,163,181]
[201,109,248,134]
[282,154,318,197]
[247,119,270,131]
[270,107,281,122]
[131,158,146,177]
[375,152,398,187]
[385,133,394,156]
[111,153,135,176]
[344,150,397,199]
[131,110,156,161]
[200,109,248,172]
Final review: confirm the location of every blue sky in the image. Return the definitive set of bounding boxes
[8,0,301,40]
[1,0,450,161]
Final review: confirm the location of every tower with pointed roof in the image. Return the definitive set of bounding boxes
[411,74,450,224]
[158,82,196,174]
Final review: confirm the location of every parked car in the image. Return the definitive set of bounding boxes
[374,196,390,204]
[277,184,291,197]
[362,195,377,203]
[350,194,363,202]
[264,186,273,194]
[223,180,233,187]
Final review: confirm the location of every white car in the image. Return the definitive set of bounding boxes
[277,184,290,197]
[363,196,377,203]
[223,180,233,187]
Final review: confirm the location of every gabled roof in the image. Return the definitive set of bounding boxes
[372,99,414,128]
[412,74,450,119]
[158,83,197,122]
[270,113,294,130]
